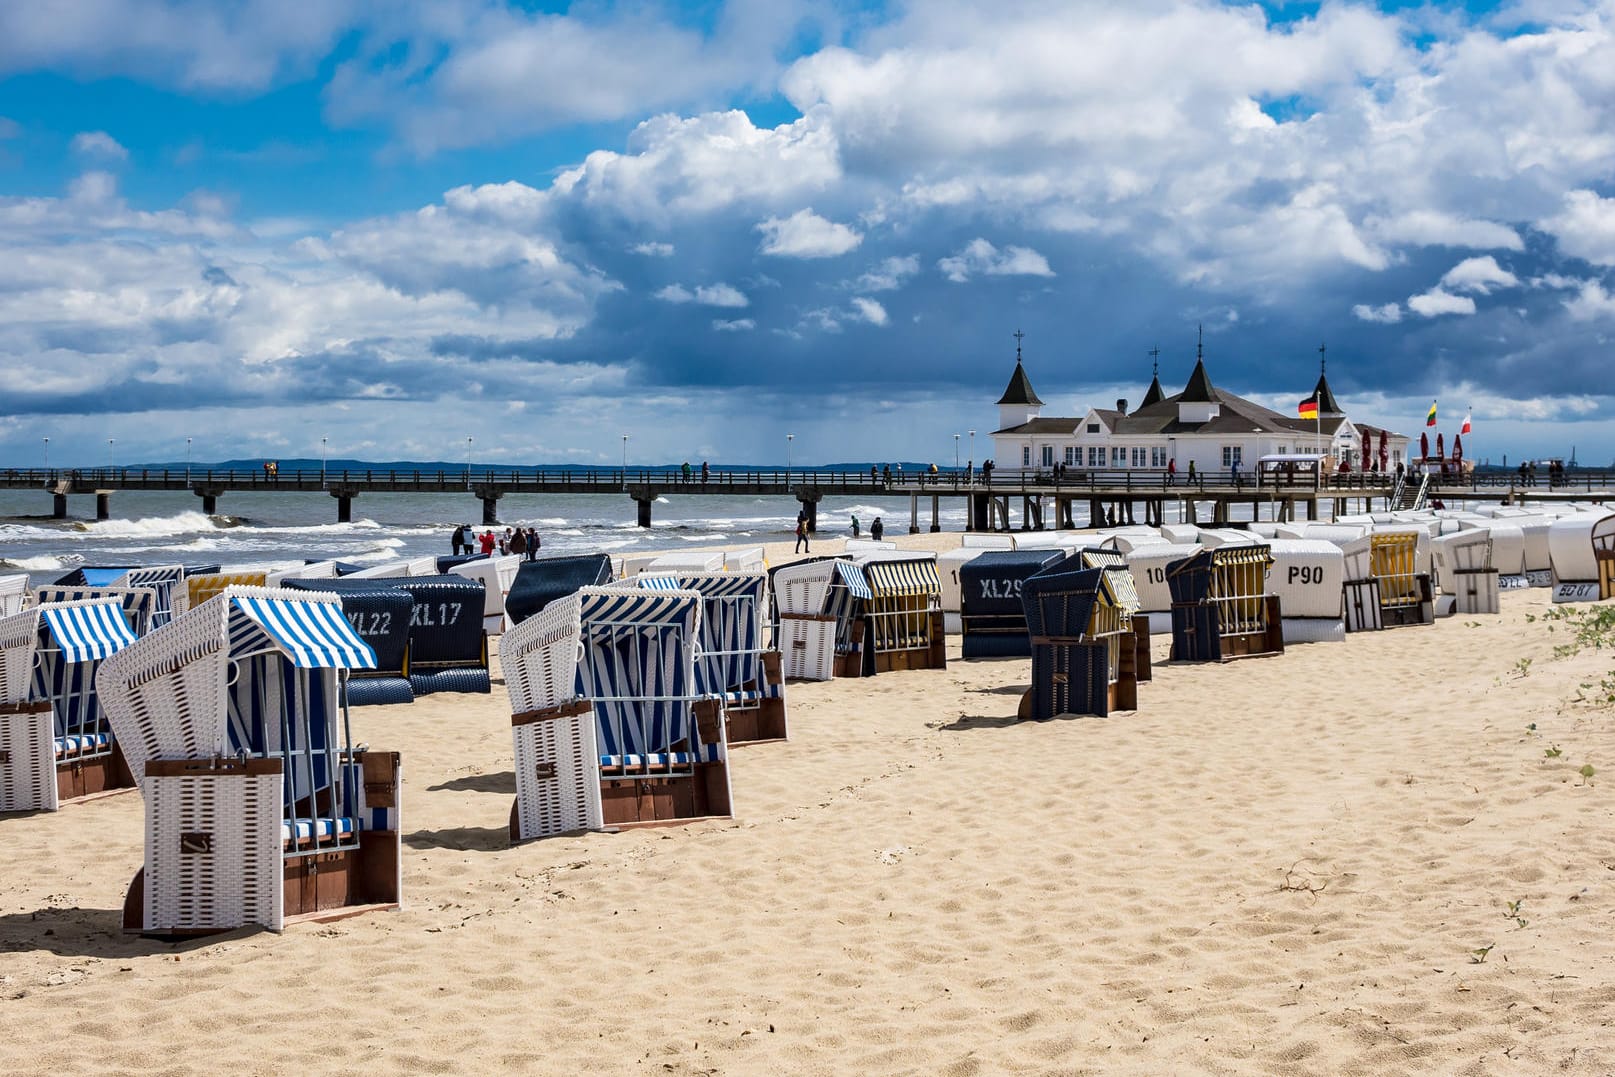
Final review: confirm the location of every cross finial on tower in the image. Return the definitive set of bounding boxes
[1013,328,1025,362]
[1148,346,1160,377]
[1319,342,1327,373]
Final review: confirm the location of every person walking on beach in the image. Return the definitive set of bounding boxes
[478,529,496,555]
[870,517,884,541]
[850,514,860,537]
[795,515,809,554]
[526,527,540,559]
[509,527,527,557]
[451,524,466,556]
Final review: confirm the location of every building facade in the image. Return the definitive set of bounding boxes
[991,343,1409,478]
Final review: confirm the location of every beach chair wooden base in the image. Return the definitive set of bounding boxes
[1131,615,1153,683]
[872,612,947,673]
[725,652,788,745]
[56,743,136,805]
[833,619,871,678]
[123,752,402,936]
[1379,575,1435,628]
[598,699,732,829]
[1023,639,1132,719]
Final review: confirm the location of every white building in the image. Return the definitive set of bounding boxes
[991,340,1410,478]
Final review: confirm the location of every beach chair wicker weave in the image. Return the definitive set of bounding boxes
[1165,545,1285,661]
[1019,558,1139,719]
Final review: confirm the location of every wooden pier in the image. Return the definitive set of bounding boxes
[0,466,1609,529]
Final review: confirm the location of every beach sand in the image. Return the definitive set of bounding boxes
[3,531,1615,1074]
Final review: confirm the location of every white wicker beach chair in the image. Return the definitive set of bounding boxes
[1432,531,1499,615]
[449,554,523,633]
[0,598,139,813]
[95,586,401,935]
[499,586,730,843]
[772,561,842,681]
[0,574,27,617]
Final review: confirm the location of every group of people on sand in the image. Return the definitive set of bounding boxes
[451,523,540,560]
[795,510,882,553]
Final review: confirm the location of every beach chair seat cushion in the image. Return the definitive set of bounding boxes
[599,743,724,770]
[281,815,358,845]
[54,732,112,757]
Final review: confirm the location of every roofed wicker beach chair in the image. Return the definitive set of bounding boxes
[1432,530,1499,615]
[0,574,28,617]
[499,586,730,843]
[1077,547,1152,681]
[504,554,615,627]
[54,565,185,630]
[958,549,1064,659]
[0,598,139,812]
[1340,531,1435,630]
[1165,544,1285,661]
[283,579,416,705]
[1018,557,1140,719]
[185,571,269,612]
[859,555,945,673]
[638,571,785,744]
[1546,511,1615,602]
[95,586,401,935]
[770,558,871,680]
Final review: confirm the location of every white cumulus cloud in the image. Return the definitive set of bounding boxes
[631,241,674,257]
[1440,256,1518,295]
[712,318,755,331]
[756,208,862,258]
[1352,302,1402,324]
[938,238,1053,283]
[850,254,919,292]
[70,130,127,160]
[654,282,748,308]
[1541,190,1615,267]
[849,297,888,326]
[1407,287,1476,318]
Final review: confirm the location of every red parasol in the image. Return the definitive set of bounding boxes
[1453,433,1463,464]
[1378,429,1389,469]
[1361,432,1371,472]
[1420,431,1429,462]
[1436,431,1445,460]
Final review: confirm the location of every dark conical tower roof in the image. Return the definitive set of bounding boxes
[1311,371,1341,414]
[1180,325,1215,402]
[995,330,1043,406]
[1140,375,1164,409]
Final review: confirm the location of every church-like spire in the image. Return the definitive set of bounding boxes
[995,328,1044,406]
[1311,342,1342,414]
[1181,325,1216,403]
[1139,345,1165,408]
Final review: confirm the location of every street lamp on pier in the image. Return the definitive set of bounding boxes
[953,433,960,469]
[466,437,473,489]
[320,436,328,489]
[108,438,115,470]
[186,437,193,487]
[42,437,48,472]
[968,430,976,472]
[622,434,629,480]
[786,433,794,482]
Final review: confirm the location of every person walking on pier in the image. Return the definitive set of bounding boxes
[1187,460,1196,483]
[701,460,709,483]
[682,461,692,483]
[1167,459,1176,487]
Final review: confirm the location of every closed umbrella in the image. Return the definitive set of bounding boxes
[1453,433,1463,464]
[1420,431,1429,463]
[1361,432,1371,472]
[1436,431,1445,460]
[1378,429,1389,470]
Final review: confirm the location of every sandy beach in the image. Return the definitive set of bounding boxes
[3,530,1615,1075]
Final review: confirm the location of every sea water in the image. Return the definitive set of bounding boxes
[0,488,959,583]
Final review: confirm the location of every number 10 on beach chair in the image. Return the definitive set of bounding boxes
[95,587,401,935]
[499,586,732,843]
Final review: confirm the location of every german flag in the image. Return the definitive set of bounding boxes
[1297,397,1319,419]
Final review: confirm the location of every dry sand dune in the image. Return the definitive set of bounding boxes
[3,534,1615,1075]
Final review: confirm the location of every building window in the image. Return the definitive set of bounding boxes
[1087,423,1100,433]
[1022,445,1031,467]
[1111,446,1126,467]
[1064,446,1077,465]
[1222,446,1243,467]
[1042,445,1055,467]
[1150,446,1166,467]
[1088,446,1104,467]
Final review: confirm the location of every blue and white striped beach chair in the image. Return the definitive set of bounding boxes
[95,586,402,935]
[0,598,139,812]
[638,571,787,743]
[500,585,731,843]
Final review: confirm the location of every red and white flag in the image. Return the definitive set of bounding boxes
[1460,411,1472,435]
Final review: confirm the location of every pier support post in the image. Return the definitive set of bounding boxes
[194,486,223,515]
[970,492,990,532]
[471,484,504,525]
[53,493,68,519]
[635,495,655,528]
[329,487,358,523]
[909,493,919,534]
[930,495,940,533]
[795,491,822,533]
[96,492,111,521]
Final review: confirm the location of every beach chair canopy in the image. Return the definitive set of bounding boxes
[54,565,183,629]
[862,557,939,599]
[638,572,766,698]
[1021,560,1107,640]
[32,585,158,637]
[505,554,614,625]
[228,592,377,669]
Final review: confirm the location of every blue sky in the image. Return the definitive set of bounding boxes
[3,0,1614,468]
